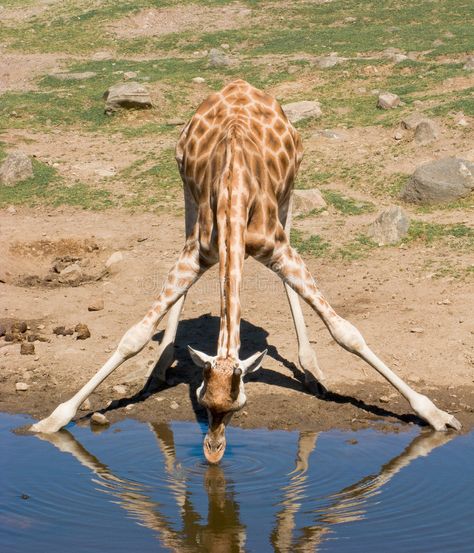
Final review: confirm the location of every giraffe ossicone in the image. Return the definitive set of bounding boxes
[31,79,461,461]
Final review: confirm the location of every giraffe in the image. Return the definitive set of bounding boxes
[31,79,461,462]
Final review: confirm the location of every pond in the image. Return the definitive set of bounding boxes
[1,413,473,552]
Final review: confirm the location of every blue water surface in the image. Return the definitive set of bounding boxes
[1,413,473,553]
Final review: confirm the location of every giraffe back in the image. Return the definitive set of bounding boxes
[176,79,303,254]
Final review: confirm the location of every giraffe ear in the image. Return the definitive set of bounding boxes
[241,350,267,375]
[188,346,215,368]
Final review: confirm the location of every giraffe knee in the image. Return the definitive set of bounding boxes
[330,317,366,354]
[117,321,154,359]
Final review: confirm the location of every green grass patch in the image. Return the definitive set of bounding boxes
[117,147,181,209]
[0,159,113,209]
[407,220,474,249]
[336,234,378,260]
[290,229,330,257]
[321,189,374,215]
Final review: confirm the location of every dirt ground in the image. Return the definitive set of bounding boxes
[1,0,473,436]
[1,208,473,434]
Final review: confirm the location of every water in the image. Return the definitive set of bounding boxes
[1,413,473,553]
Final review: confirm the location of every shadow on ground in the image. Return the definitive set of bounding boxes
[94,314,420,428]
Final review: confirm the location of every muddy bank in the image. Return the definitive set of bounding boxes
[2,375,474,434]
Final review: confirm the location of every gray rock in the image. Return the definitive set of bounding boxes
[400,157,474,204]
[377,92,400,109]
[393,129,404,140]
[192,77,206,84]
[123,71,138,80]
[208,48,233,67]
[319,129,346,140]
[382,49,408,63]
[414,120,438,144]
[165,118,186,126]
[50,71,97,81]
[91,412,109,426]
[316,55,342,69]
[94,167,116,178]
[282,101,322,123]
[392,53,408,63]
[15,382,29,392]
[0,152,33,186]
[293,189,327,214]
[454,112,468,127]
[463,56,474,70]
[401,112,425,130]
[367,206,410,245]
[58,263,82,285]
[103,82,152,114]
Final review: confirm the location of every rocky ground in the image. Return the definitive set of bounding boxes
[0,0,473,434]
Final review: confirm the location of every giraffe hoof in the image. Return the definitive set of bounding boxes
[30,402,76,433]
[411,393,462,431]
[304,373,327,397]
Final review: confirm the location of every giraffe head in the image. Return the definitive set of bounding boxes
[188,346,267,463]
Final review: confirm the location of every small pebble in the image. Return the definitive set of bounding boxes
[113,384,128,395]
[88,299,104,312]
[80,398,92,411]
[170,401,179,410]
[125,404,134,411]
[379,395,390,403]
[12,321,27,334]
[75,323,91,340]
[53,326,74,336]
[20,343,35,355]
[91,412,109,425]
[410,327,424,333]
[16,382,29,391]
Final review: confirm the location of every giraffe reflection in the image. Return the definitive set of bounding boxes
[36,425,455,553]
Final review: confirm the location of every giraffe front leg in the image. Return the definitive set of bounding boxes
[143,294,187,392]
[31,239,207,434]
[263,241,461,432]
[284,282,326,396]
[282,197,325,395]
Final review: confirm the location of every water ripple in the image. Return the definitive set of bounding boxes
[1,414,473,553]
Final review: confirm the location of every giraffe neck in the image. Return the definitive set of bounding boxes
[216,128,248,360]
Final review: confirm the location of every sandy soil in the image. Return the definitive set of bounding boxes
[1,208,473,433]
